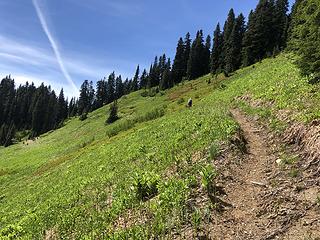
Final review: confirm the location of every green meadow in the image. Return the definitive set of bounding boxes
[1,54,319,239]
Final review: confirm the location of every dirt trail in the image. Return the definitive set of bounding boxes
[205,109,320,240]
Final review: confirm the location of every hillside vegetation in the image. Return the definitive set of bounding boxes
[0,54,319,239]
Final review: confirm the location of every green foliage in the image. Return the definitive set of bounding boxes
[132,172,160,201]
[0,224,24,239]
[288,0,320,83]
[200,164,217,194]
[177,98,185,105]
[105,106,165,137]
[106,101,119,124]
[209,143,220,160]
[191,208,202,231]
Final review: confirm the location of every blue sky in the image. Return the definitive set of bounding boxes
[0,0,295,97]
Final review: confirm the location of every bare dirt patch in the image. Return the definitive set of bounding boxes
[179,109,320,240]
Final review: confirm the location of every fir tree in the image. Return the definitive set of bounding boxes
[78,80,90,115]
[211,23,224,74]
[172,37,185,84]
[57,89,67,124]
[273,0,289,49]
[288,0,320,83]
[139,69,148,89]
[106,101,119,124]
[95,79,108,109]
[187,30,205,79]
[115,75,124,99]
[107,72,116,103]
[222,9,236,71]
[225,13,246,73]
[203,35,211,74]
[132,65,140,91]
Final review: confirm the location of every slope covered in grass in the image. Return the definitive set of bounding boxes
[0,54,319,239]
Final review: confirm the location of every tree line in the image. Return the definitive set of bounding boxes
[0,0,295,147]
[0,76,70,146]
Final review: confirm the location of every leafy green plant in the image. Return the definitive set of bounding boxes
[132,172,160,201]
[200,164,217,194]
[177,98,185,105]
[136,106,165,123]
[209,143,220,160]
[0,224,24,239]
[191,208,201,232]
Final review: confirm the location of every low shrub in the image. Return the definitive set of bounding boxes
[177,98,185,105]
[79,113,88,121]
[132,172,160,201]
[200,164,217,194]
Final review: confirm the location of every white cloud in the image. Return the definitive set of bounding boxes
[32,0,78,94]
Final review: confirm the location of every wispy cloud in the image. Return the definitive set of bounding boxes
[32,0,78,94]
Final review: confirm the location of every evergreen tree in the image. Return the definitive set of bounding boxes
[57,89,67,124]
[222,9,236,71]
[115,75,124,99]
[242,10,256,66]
[95,79,108,109]
[211,23,224,74]
[288,0,320,83]
[159,58,171,90]
[242,0,275,66]
[225,13,246,73]
[149,56,160,87]
[273,0,289,50]
[106,101,119,124]
[106,72,116,103]
[187,30,205,79]
[78,80,90,115]
[172,37,185,84]
[132,65,140,91]
[139,69,148,89]
[183,32,192,79]
[203,35,211,74]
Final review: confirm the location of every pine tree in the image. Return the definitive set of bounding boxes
[211,23,224,74]
[4,123,16,147]
[107,72,116,103]
[132,65,140,91]
[172,37,185,84]
[273,0,289,50]
[159,58,171,90]
[242,10,256,66]
[95,79,108,109]
[57,89,67,124]
[106,101,119,124]
[183,33,192,78]
[203,35,211,74]
[149,56,160,87]
[222,9,236,71]
[288,0,320,83]
[78,80,90,115]
[245,0,275,66]
[115,75,124,99]
[139,69,148,89]
[187,30,205,79]
[225,13,246,73]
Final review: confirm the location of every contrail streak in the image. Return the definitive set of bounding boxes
[32,0,78,94]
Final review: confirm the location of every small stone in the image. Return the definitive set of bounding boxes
[276,159,282,165]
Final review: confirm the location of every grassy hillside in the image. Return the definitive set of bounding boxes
[0,54,319,239]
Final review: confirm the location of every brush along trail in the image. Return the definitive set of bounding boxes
[203,109,320,240]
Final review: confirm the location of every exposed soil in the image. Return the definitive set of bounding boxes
[177,109,320,239]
